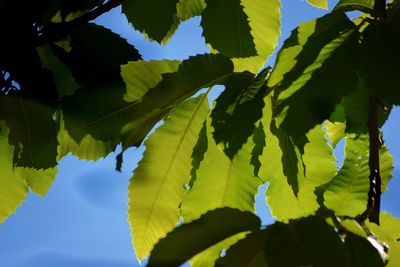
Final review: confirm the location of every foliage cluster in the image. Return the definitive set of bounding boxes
[1,0,400,266]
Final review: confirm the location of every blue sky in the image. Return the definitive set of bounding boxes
[1,1,400,267]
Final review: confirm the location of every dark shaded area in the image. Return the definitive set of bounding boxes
[274,12,358,140]
[201,0,257,58]
[345,234,386,267]
[188,122,208,188]
[212,69,268,159]
[148,208,260,267]
[251,123,266,177]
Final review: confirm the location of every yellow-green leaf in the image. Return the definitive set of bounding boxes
[181,120,261,221]
[259,97,336,221]
[0,122,28,223]
[232,0,281,72]
[177,0,206,20]
[128,94,210,260]
[306,0,328,9]
[323,136,393,217]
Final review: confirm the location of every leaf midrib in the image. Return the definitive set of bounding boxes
[139,93,209,249]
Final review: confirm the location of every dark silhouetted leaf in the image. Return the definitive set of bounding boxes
[122,0,179,42]
[201,0,256,58]
[345,234,386,267]
[360,21,400,105]
[211,68,268,158]
[260,98,336,221]
[334,0,374,14]
[270,13,358,139]
[1,95,58,169]
[147,207,261,267]
[215,230,268,267]
[263,217,351,267]
[0,122,28,223]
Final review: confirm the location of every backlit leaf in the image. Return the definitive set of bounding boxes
[177,0,206,21]
[121,60,180,102]
[190,233,246,267]
[259,97,337,221]
[0,122,28,223]
[211,68,268,158]
[270,13,358,139]
[231,0,281,72]
[121,54,234,143]
[181,119,261,221]
[14,167,58,197]
[323,136,393,217]
[306,0,328,9]
[129,94,210,260]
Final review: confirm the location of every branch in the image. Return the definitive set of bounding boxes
[36,0,126,46]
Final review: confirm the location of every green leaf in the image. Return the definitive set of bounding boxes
[147,207,261,267]
[177,0,206,21]
[121,60,181,102]
[211,68,268,158]
[215,230,269,267]
[181,119,262,221]
[121,54,234,143]
[128,94,210,260]
[190,233,246,267]
[231,0,281,72]
[270,13,358,139]
[53,23,141,157]
[367,213,400,267]
[345,234,386,267]
[14,167,58,197]
[0,122,28,223]
[219,217,351,267]
[57,115,121,161]
[201,0,256,58]
[188,122,208,187]
[306,0,329,9]
[334,0,374,14]
[325,121,346,148]
[251,123,266,177]
[38,45,80,97]
[264,217,351,266]
[341,82,370,134]
[359,22,400,105]
[1,95,58,169]
[323,136,393,217]
[61,75,134,144]
[63,23,141,83]
[122,0,179,42]
[259,97,337,221]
